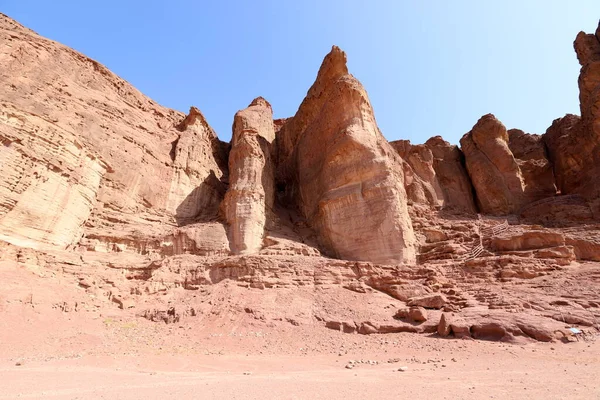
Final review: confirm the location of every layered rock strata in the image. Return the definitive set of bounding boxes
[544,25,600,217]
[1,13,600,345]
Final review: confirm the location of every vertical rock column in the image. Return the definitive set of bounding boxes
[544,24,600,217]
[277,46,416,264]
[222,98,275,255]
[460,114,525,215]
[424,136,477,214]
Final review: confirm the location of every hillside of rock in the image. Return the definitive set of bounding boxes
[1,13,599,344]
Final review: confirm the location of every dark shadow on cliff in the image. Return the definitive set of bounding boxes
[175,171,227,226]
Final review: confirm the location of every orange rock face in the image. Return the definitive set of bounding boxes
[425,136,477,214]
[391,140,444,208]
[460,114,526,215]
[1,13,600,345]
[277,47,416,264]
[222,97,275,255]
[543,27,600,217]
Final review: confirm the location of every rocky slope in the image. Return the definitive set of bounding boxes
[1,13,599,343]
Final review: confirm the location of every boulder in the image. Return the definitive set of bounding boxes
[408,294,447,309]
[437,313,471,338]
[408,306,428,322]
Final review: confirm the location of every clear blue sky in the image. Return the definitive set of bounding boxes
[4,1,600,144]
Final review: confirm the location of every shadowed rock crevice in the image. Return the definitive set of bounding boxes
[175,171,227,226]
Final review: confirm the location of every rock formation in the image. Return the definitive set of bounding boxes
[390,140,444,208]
[392,137,477,214]
[222,97,275,254]
[507,129,556,203]
[543,26,600,217]
[460,114,526,215]
[1,13,600,344]
[277,46,416,264]
[425,136,477,214]
[169,107,229,225]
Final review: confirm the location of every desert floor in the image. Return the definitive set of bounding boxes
[1,305,598,400]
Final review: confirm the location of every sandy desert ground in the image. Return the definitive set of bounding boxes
[1,300,598,400]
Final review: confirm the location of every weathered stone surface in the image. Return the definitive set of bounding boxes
[222,97,275,255]
[169,107,229,225]
[0,13,228,251]
[491,231,565,252]
[519,194,594,226]
[544,25,600,218]
[408,306,428,322]
[390,140,444,208]
[276,46,416,264]
[408,294,447,309]
[425,136,477,214]
[1,13,600,347]
[507,129,556,203]
[460,114,525,215]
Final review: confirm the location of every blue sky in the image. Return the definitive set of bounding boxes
[4,1,600,144]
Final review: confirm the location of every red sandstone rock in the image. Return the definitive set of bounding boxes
[460,114,526,215]
[276,46,416,264]
[507,129,556,203]
[425,136,477,214]
[408,294,447,309]
[544,24,600,217]
[0,13,599,349]
[222,97,275,255]
[390,140,444,208]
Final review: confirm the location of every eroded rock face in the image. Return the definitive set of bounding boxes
[544,25,600,217]
[544,114,585,195]
[425,136,477,213]
[169,107,229,225]
[390,140,444,208]
[222,97,275,255]
[0,13,228,251]
[277,47,416,264]
[460,114,525,215]
[507,129,556,203]
[2,13,600,346]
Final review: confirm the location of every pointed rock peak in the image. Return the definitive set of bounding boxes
[249,96,272,110]
[177,106,212,134]
[315,45,349,84]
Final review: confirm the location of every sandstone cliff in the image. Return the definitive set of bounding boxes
[1,13,600,344]
[543,26,600,217]
[424,136,477,214]
[0,13,229,252]
[277,46,416,264]
[460,114,526,215]
[222,97,275,255]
